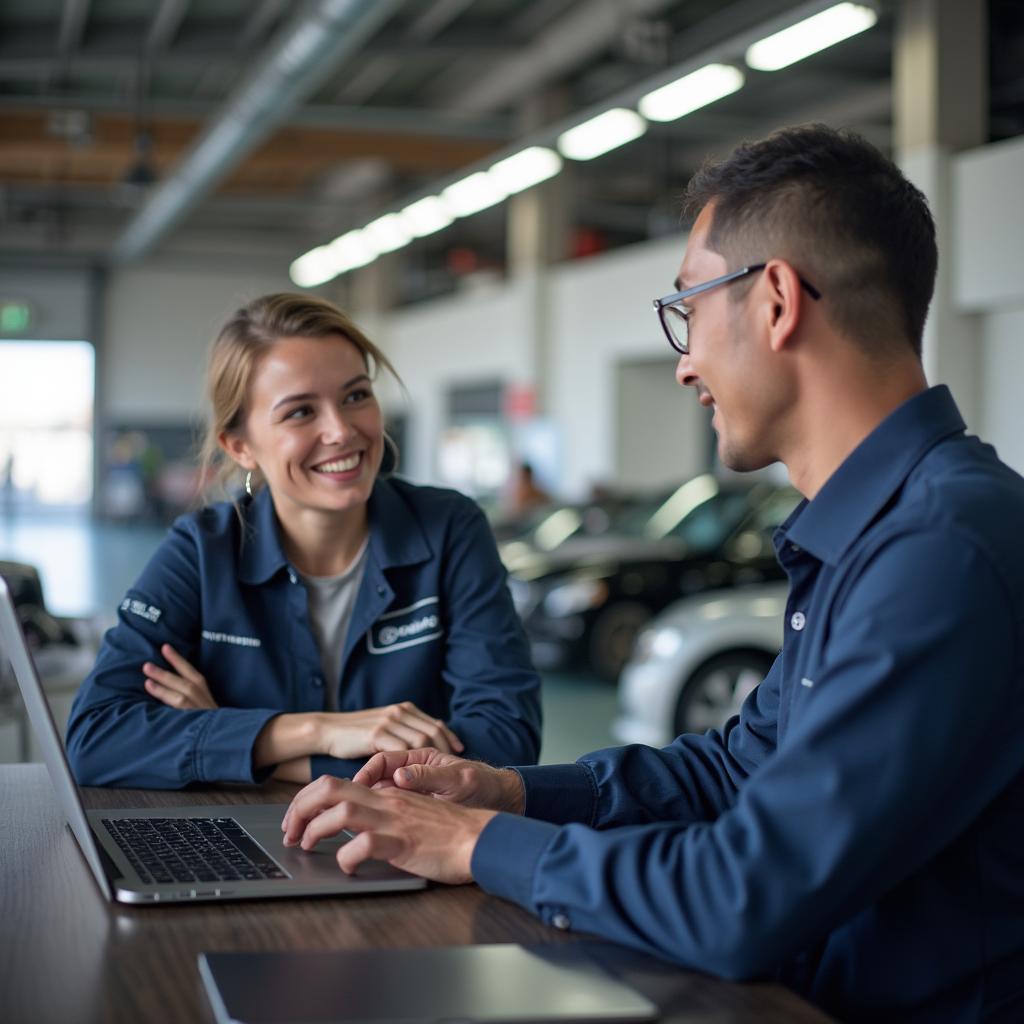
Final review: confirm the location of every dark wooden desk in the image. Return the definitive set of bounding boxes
[0,764,830,1024]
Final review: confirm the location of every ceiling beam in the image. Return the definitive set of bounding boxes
[57,0,91,55]
[146,0,190,53]
[0,95,510,140]
[406,0,477,41]
[239,0,289,50]
[111,0,407,262]
[51,0,92,90]
[433,0,681,114]
[0,111,500,189]
[0,41,519,76]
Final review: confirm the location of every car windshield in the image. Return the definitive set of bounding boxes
[611,476,767,554]
[506,495,653,551]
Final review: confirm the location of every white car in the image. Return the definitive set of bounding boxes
[613,583,787,747]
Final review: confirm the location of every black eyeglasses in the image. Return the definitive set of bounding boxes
[653,263,822,355]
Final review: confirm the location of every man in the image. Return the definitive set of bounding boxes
[280,126,1024,1022]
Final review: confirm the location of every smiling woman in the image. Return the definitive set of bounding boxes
[65,293,541,789]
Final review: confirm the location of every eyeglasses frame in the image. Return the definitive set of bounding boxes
[653,263,822,355]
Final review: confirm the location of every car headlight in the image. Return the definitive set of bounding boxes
[542,578,609,617]
[631,626,683,665]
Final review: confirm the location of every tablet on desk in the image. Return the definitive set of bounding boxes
[198,943,660,1023]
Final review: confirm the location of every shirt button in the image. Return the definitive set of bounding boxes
[288,570,298,584]
[311,675,324,688]
[551,913,571,931]
[790,611,806,631]
[376,585,386,596]
[790,543,801,553]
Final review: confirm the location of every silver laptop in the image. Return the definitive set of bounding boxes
[0,575,426,904]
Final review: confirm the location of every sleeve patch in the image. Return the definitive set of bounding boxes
[120,598,162,624]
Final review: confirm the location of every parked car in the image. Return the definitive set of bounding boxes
[506,475,799,680]
[495,490,670,572]
[613,582,787,746]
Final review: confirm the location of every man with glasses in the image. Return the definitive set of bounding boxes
[281,126,1024,1022]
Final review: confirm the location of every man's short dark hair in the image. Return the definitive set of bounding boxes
[683,124,937,357]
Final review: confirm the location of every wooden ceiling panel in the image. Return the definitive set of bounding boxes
[0,109,499,193]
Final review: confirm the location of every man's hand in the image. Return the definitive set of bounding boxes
[318,704,464,760]
[353,748,525,814]
[143,644,218,710]
[280,775,495,884]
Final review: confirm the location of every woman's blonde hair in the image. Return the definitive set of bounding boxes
[199,292,401,499]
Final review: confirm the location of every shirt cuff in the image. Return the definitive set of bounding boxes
[515,763,598,825]
[193,708,281,783]
[471,812,561,910]
[310,754,362,780]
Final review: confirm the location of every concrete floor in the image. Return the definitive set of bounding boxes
[0,512,619,767]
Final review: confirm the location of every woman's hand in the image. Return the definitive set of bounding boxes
[317,702,464,760]
[143,644,218,710]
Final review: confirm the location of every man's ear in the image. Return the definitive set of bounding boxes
[218,430,257,472]
[763,259,805,353]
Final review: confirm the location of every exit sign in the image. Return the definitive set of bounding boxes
[0,302,32,334]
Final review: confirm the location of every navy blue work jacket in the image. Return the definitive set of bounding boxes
[472,386,1024,1022]
[67,478,541,787]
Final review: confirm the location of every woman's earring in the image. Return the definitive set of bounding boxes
[245,471,253,497]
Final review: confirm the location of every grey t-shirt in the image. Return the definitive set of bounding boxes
[299,537,370,712]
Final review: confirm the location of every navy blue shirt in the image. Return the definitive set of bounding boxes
[67,478,541,787]
[472,386,1024,1022]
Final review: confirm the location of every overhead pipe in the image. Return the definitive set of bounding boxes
[111,0,404,263]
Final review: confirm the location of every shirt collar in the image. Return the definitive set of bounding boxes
[783,385,966,566]
[364,478,433,569]
[237,477,432,585]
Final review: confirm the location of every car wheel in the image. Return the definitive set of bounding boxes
[587,601,652,682]
[673,650,775,735]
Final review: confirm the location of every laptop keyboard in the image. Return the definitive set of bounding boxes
[101,816,290,886]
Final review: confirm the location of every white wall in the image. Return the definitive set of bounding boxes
[953,135,1024,312]
[979,307,1024,476]
[953,136,1024,474]
[548,235,701,497]
[381,278,533,487]
[616,357,709,491]
[103,265,292,423]
[376,234,701,499]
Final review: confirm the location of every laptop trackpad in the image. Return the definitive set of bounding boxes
[241,812,408,883]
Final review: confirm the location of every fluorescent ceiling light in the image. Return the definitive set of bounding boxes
[400,195,454,238]
[745,2,878,72]
[363,213,412,254]
[639,63,745,122]
[442,172,507,217]
[329,229,376,274]
[289,245,338,288]
[489,146,563,195]
[557,108,647,161]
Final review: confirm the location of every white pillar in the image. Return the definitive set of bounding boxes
[894,0,987,430]
[506,170,570,418]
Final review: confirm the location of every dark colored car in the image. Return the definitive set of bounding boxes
[491,490,666,551]
[505,475,800,680]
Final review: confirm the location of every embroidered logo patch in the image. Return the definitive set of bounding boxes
[201,630,262,648]
[120,598,162,624]
[368,596,443,654]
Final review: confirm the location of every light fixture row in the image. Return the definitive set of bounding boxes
[290,2,877,288]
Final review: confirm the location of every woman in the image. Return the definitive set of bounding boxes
[67,293,541,788]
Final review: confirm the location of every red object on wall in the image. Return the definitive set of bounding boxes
[504,383,536,421]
